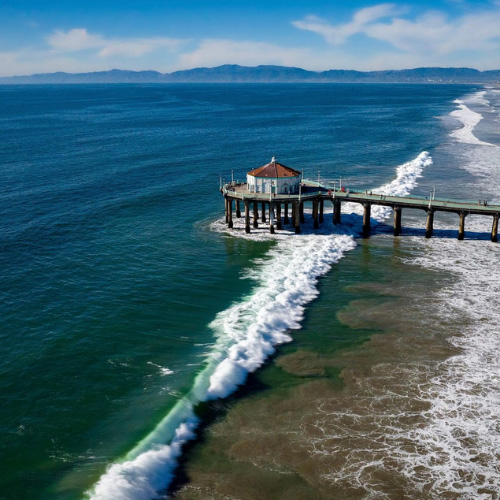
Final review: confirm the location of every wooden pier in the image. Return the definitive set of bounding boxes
[222,181,500,242]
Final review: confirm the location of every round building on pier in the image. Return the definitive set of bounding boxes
[246,157,302,194]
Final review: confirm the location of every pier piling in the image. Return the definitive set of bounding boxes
[294,201,301,234]
[492,215,499,243]
[362,203,371,238]
[253,201,259,228]
[458,212,466,240]
[394,206,402,236]
[333,199,341,225]
[313,199,319,229]
[222,178,500,242]
[228,198,233,229]
[244,201,250,233]
[425,210,434,239]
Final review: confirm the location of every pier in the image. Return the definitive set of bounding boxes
[222,180,500,242]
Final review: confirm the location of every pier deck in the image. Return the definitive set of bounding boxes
[222,181,500,241]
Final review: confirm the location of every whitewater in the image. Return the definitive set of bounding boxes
[407,92,500,496]
[87,151,433,499]
[302,90,500,499]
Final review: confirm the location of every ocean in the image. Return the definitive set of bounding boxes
[1,83,500,499]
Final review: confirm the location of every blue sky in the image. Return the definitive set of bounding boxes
[2,0,500,76]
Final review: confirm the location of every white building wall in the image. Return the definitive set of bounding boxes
[247,175,300,194]
[276,176,300,194]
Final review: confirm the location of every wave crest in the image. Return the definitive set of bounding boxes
[87,151,431,500]
[450,96,495,147]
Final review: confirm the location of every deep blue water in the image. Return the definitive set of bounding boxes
[0,83,475,499]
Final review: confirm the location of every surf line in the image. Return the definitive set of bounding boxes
[86,151,432,500]
[450,94,496,147]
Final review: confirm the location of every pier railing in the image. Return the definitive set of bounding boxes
[221,180,500,241]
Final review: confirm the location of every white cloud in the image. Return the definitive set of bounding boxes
[98,38,183,57]
[46,28,185,58]
[0,50,111,77]
[293,3,500,57]
[5,5,500,78]
[364,10,500,54]
[176,39,317,70]
[293,4,399,45]
[47,28,104,51]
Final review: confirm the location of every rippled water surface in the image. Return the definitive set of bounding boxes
[2,84,499,499]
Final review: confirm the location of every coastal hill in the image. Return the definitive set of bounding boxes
[1,65,500,84]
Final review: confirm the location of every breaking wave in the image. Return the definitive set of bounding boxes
[86,152,432,500]
[306,89,500,498]
[401,89,500,497]
[450,93,495,147]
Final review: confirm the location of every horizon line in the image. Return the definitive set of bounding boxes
[2,64,500,80]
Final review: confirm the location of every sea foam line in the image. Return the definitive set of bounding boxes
[305,99,500,496]
[86,151,432,500]
[394,94,500,495]
[395,238,500,496]
[450,93,495,147]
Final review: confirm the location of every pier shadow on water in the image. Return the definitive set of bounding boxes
[224,207,496,243]
[377,221,493,241]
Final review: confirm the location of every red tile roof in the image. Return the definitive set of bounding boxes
[248,160,301,178]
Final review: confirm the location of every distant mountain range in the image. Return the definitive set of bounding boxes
[1,65,500,84]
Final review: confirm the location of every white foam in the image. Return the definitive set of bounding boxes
[392,115,500,495]
[305,93,500,496]
[464,90,490,107]
[450,94,495,147]
[396,97,500,494]
[346,151,432,221]
[89,417,198,500]
[206,232,356,399]
[305,237,500,497]
[454,122,500,187]
[87,152,431,500]
[147,361,174,376]
[403,239,500,496]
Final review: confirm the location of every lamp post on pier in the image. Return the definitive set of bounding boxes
[428,186,436,209]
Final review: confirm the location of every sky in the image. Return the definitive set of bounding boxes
[1,0,500,76]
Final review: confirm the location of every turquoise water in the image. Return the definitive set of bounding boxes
[1,83,491,499]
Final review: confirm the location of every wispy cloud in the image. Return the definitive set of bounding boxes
[47,29,103,51]
[0,28,188,77]
[293,4,399,45]
[5,4,500,79]
[176,39,316,69]
[293,3,500,57]
[47,28,185,57]
[0,49,110,77]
